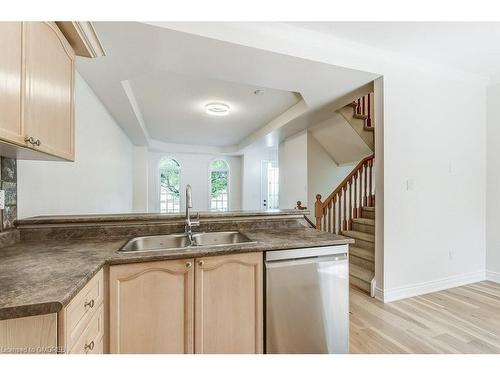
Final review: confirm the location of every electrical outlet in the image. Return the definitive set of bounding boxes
[0,190,4,210]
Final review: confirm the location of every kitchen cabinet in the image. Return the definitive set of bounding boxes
[58,268,105,354]
[23,22,75,160]
[0,314,57,354]
[109,259,195,354]
[0,22,24,145]
[195,252,263,354]
[108,253,263,354]
[0,22,75,161]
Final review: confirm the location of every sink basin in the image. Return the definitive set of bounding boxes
[191,231,254,247]
[119,231,255,252]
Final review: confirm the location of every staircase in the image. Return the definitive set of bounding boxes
[314,92,375,295]
[343,206,375,293]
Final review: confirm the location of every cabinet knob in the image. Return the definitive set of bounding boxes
[34,139,41,146]
[84,341,94,351]
[198,260,204,267]
[24,136,35,145]
[84,299,95,308]
[185,261,192,268]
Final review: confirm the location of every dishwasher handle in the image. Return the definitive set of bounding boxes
[265,253,347,268]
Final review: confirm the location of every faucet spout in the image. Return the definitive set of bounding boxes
[185,184,200,244]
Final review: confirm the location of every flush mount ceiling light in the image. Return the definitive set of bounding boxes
[205,102,230,116]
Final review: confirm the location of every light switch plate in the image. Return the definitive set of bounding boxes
[0,190,5,210]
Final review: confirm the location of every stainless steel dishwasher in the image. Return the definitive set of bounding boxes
[265,245,349,354]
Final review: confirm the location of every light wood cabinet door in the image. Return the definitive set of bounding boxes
[109,259,194,354]
[23,22,75,160]
[195,252,263,354]
[0,22,24,145]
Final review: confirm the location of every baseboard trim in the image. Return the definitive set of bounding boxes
[380,270,486,303]
[374,286,384,302]
[486,270,500,283]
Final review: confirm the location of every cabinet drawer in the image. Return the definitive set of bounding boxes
[68,304,104,354]
[64,269,104,349]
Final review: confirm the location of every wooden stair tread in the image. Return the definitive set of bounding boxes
[350,264,374,283]
[350,246,374,262]
[342,230,375,243]
[352,217,375,226]
[362,206,375,212]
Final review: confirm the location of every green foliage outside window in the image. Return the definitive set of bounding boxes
[210,160,229,198]
[160,159,180,196]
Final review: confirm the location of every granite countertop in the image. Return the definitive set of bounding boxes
[0,227,352,320]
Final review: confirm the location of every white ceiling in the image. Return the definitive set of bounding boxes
[290,22,500,82]
[76,22,378,150]
[130,71,299,146]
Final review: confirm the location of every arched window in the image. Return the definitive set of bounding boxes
[159,158,181,213]
[209,159,229,211]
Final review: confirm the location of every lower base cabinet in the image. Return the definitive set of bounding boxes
[109,253,263,354]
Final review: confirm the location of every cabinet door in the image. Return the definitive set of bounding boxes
[23,22,75,160]
[0,22,24,145]
[195,252,263,354]
[109,259,194,354]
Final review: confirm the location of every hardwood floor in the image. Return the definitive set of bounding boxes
[350,281,500,354]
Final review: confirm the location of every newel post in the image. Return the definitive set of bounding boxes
[315,194,323,230]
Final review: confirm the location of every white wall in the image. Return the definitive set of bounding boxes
[279,130,308,209]
[132,146,149,212]
[168,23,488,300]
[147,151,242,212]
[307,134,357,221]
[487,84,500,281]
[17,73,133,218]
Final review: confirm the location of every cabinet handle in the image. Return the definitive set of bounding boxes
[24,136,35,145]
[84,341,94,351]
[185,261,192,268]
[34,139,41,146]
[198,260,204,267]
[84,299,95,308]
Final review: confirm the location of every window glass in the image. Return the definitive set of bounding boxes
[159,158,181,213]
[210,160,229,211]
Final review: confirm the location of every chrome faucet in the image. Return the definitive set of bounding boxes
[185,184,200,244]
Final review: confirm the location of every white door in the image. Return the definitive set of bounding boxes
[261,161,279,210]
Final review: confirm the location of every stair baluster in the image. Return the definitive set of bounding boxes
[367,93,372,128]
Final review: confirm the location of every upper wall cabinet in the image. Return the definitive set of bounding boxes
[0,22,103,161]
[0,22,24,145]
[24,22,75,161]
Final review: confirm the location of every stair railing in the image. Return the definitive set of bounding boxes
[354,93,373,128]
[315,154,374,233]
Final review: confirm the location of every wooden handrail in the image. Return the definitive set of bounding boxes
[315,154,374,232]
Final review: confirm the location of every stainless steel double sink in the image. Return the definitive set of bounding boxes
[119,231,255,253]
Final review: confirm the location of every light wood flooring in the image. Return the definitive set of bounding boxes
[350,281,500,353]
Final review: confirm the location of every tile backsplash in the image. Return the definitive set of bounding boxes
[0,157,17,231]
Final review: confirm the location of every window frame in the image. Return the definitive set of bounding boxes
[208,158,230,212]
[158,157,182,214]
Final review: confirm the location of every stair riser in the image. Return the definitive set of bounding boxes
[350,254,375,272]
[352,222,375,234]
[350,276,371,293]
[350,238,374,251]
[361,210,375,219]
[350,248,374,262]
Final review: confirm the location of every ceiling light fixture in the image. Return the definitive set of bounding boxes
[205,102,230,116]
